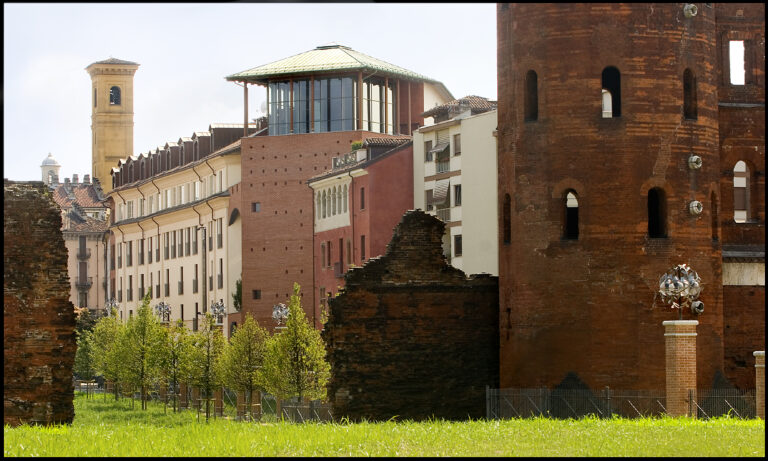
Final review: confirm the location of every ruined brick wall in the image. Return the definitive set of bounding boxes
[497,3,724,391]
[4,181,76,426]
[323,210,498,421]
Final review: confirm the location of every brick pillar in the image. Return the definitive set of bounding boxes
[179,382,188,409]
[755,351,765,419]
[663,320,698,417]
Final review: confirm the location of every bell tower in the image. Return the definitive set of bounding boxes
[85,58,139,193]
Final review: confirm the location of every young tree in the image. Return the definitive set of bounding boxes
[220,314,269,420]
[262,283,331,405]
[187,312,226,422]
[73,329,96,381]
[91,307,124,400]
[116,291,166,410]
[158,319,193,412]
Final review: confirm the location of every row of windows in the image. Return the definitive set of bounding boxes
[115,171,223,222]
[111,221,223,269]
[320,235,367,271]
[315,186,366,220]
[115,258,225,303]
[500,160,753,245]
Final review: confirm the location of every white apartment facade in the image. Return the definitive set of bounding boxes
[108,141,242,337]
[413,98,498,276]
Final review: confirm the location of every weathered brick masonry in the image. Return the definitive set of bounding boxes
[4,180,76,426]
[323,210,498,421]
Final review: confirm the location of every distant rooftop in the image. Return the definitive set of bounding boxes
[87,57,139,66]
[422,95,497,118]
[226,44,439,85]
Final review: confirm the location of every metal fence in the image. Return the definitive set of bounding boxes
[487,387,758,419]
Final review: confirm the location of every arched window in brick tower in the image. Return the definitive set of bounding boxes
[524,70,538,121]
[321,190,327,218]
[503,193,511,245]
[648,187,667,238]
[683,68,697,120]
[109,86,121,105]
[564,190,579,240]
[601,67,621,118]
[733,160,750,223]
[710,190,719,241]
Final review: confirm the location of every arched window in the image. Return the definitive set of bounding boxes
[733,160,750,223]
[332,187,337,216]
[337,186,342,214]
[648,187,667,238]
[343,185,348,212]
[564,190,579,240]
[524,70,538,121]
[601,66,621,118]
[109,86,121,105]
[320,243,326,267]
[710,191,718,241]
[316,193,322,218]
[503,193,511,245]
[323,191,328,218]
[683,68,697,120]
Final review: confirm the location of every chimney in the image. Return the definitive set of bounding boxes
[84,174,91,184]
[64,178,71,184]
[72,174,79,184]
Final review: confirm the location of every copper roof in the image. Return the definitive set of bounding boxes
[421,95,497,118]
[226,44,439,84]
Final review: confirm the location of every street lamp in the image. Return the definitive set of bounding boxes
[210,300,226,325]
[155,301,171,324]
[272,302,289,326]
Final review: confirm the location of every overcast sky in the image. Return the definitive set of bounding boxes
[3,3,497,182]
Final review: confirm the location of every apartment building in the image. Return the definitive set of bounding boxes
[308,137,414,328]
[225,44,453,330]
[413,96,498,275]
[107,124,261,337]
[44,154,110,313]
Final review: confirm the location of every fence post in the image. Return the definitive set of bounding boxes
[755,351,765,419]
[486,385,490,420]
[605,386,612,418]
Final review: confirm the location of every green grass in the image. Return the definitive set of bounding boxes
[4,393,764,456]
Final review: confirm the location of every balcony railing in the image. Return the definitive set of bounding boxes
[75,276,93,289]
[436,160,451,173]
[436,208,451,223]
[76,248,91,260]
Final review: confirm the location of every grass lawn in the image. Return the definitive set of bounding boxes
[4,393,764,457]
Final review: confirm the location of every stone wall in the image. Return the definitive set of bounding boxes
[4,180,76,426]
[323,210,499,421]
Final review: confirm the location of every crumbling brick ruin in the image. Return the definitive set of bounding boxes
[323,210,499,421]
[4,180,77,426]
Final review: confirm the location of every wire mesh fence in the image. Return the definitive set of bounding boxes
[691,388,756,419]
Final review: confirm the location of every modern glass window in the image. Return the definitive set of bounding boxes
[269,81,291,135]
[293,80,310,134]
[314,77,357,133]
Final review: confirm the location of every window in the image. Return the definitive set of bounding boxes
[321,191,327,218]
[332,188,337,216]
[253,289,261,300]
[564,191,579,240]
[155,236,160,261]
[148,237,153,264]
[127,275,133,301]
[683,69,697,120]
[361,235,366,261]
[347,239,352,265]
[454,185,462,206]
[217,218,223,248]
[193,264,199,293]
[524,70,538,121]
[138,239,144,265]
[454,234,463,256]
[648,187,667,238]
[171,231,176,258]
[733,160,750,222]
[503,193,511,245]
[425,140,433,162]
[360,188,365,210]
[186,227,191,256]
[126,200,134,219]
[179,267,184,295]
[252,202,261,212]
[321,243,326,268]
[327,241,332,268]
[118,243,122,268]
[426,190,434,212]
[343,185,348,212]
[126,241,132,267]
[453,134,461,156]
[140,274,145,298]
[110,244,115,269]
[729,40,745,85]
[156,270,160,298]
[165,269,170,296]
[601,67,621,118]
[109,86,121,105]
[192,227,198,255]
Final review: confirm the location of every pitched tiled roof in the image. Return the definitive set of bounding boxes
[52,183,107,210]
[363,136,412,148]
[89,57,139,66]
[226,44,439,84]
[421,95,497,118]
[70,215,109,233]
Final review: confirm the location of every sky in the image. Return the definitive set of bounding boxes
[3,3,498,182]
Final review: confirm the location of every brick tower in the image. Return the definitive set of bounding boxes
[85,58,139,194]
[497,3,724,391]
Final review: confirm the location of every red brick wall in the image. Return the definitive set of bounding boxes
[497,3,724,391]
[240,131,407,332]
[4,181,76,426]
[723,285,766,390]
[324,210,498,421]
[368,145,414,255]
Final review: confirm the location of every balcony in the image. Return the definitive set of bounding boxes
[435,208,451,223]
[436,160,451,174]
[76,248,91,260]
[75,276,93,289]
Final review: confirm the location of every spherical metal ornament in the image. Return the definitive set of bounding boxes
[684,4,698,18]
[658,264,703,319]
[689,200,704,216]
[688,154,703,170]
